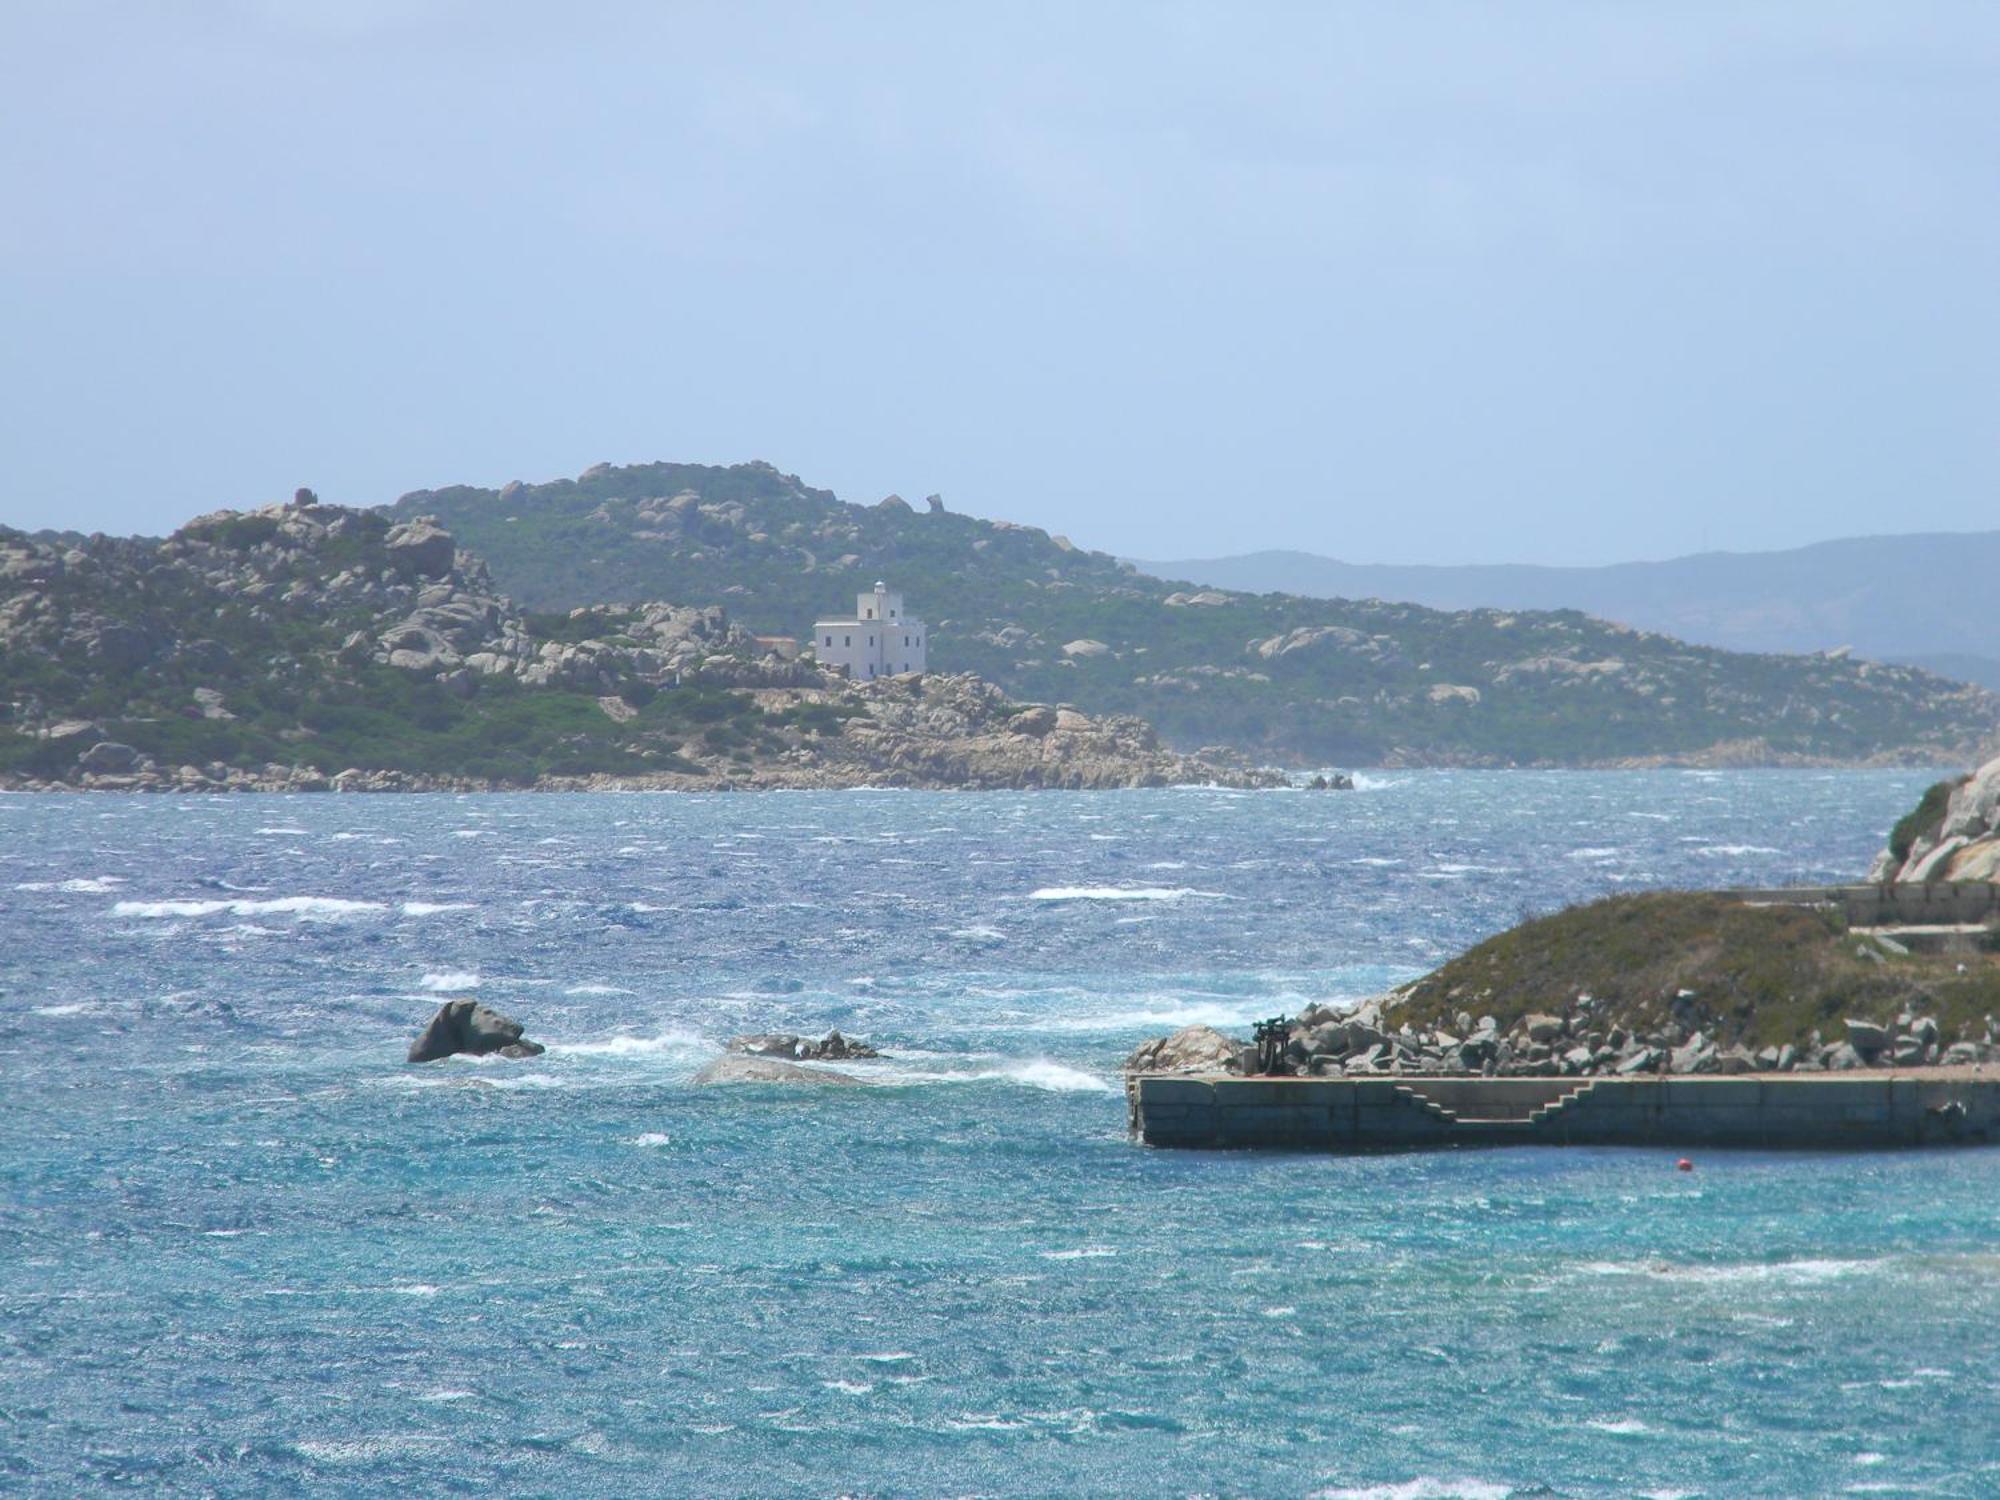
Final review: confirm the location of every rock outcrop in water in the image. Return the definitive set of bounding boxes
[692,1055,864,1086]
[407,1001,547,1063]
[727,1030,880,1062]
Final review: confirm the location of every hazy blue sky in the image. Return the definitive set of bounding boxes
[2,2,1994,563]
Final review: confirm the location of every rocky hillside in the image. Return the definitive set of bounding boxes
[1868,752,2000,882]
[0,495,1272,791]
[388,461,2000,767]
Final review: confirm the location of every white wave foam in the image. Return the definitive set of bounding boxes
[1028,886,1222,902]
[1001,1060,1113,1092]
[857,1351,916,1364]
[401,901,476,916]
[1017,1000,1260,1034]
[1691,844,1782,857]
[550,1030,708,1060]
[14,876,126,893]
[1565,847,1623,861]
[416,1390,476,1403]
[113,896,386,919]
[1580,1257,1881,1285]
[822,1380,874,1395]
[875,1058,1114,1093]
[32,1002,91,1017]
[630,1132,672,1148]
[1040,1247,1117,1261]
[1143,861,1188,870]
[565,983,636,996]
[1585,1418,1653,1435]
[418,971,480,992]
[256,827,310,836]
[1313,1481,1514,1500]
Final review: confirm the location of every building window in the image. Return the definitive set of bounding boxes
[843,635,850,647]
[868,636,874,646]
[824,635,832,647]
[865,607,874,619]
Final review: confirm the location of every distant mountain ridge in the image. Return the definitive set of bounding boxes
[1130,534,2000,691]
[382,461,2000,767]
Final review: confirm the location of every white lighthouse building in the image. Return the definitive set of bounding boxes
[814,582,927,681]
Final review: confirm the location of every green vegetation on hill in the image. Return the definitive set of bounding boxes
[0,512,786,784]
[389,461,2000,766]
[1383,891,2000,1051]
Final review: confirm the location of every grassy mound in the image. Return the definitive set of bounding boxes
[1383,891,2000,1052]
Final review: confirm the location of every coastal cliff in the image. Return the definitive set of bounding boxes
[0,496,1274,792]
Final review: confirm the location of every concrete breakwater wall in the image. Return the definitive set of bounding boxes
[1133,1073,2000,1151]
[1719,883,2000,927]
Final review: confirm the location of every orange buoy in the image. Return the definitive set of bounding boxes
[1676,1157,1694,1172]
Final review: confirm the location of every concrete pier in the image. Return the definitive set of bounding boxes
[1132,1072,2000,1151]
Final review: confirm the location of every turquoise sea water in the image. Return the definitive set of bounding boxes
[3,771,1996,1497]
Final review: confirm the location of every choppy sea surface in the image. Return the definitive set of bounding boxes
[3,771,1997,1498]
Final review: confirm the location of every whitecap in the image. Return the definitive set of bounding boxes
[1028,885,1222,902]
[1690,844,1782,857]
[888,1060,1113,1094]
[630,1133,671,1148]
[1312,1481,1514,1500]
[1585,1418,1652,1435]
[1565,847,1623,862]
[822,1380,873,1396]
[113,896,385,919]
[401,901,476,916]
[418,971,480,992]
[255,827,310,836]
[416,1390,476,1403]
[857,1351,916,1364]
[565,983,636,996]
[293,1436,448,1463]
[32,1002,91,1017]
[1578,1257,1881,1285]
[550,1031,708,1060]
[392,1284,441,1297]
[15,876,126,893]
[1040,1247,1118,1261]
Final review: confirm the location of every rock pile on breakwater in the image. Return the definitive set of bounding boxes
[1128,1008,1998,1082]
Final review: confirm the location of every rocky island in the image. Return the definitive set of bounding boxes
[0,493,1277,792]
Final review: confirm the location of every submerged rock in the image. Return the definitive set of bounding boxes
[692,1055,864,1087]
[407,1000,546,1063]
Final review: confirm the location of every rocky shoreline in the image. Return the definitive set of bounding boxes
[2,497,1282,794]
